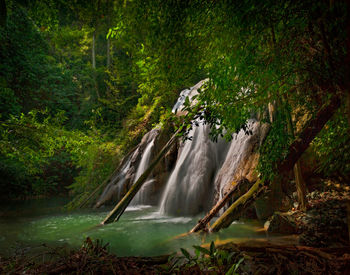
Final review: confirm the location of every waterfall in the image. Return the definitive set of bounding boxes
[159,79,229,215]
[96,128,160,207]
[131,138,156,205]
[97,79,266,218]
[213,120,261,203]
[95,158,131,208]
[159,121,222,215]
[158,119,262,216]
[158,79,266,216]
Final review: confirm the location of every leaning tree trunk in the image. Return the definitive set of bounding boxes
[210,95,341,232]
[210,179,266,231]
[190,178,253,233]
[78,145,139,209]
[284,95,308,211]
[101,130,179,224]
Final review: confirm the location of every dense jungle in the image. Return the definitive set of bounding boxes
[0,0,350,274]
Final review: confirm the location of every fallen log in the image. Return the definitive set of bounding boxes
[77,145,139,209]
[210,179,267,232]
[210,95,341,232]
[189,178,253,233]
[93,145,139,209]
[101,130,179,224]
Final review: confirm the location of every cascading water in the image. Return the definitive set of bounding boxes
[97,79,266,220]
[213,120,261,202]
[159,80,229,215]
[159,120,226,215]
[95,158,131,208]
[96,128,160,207]
[159,80,265,216]
[131,134,157,205]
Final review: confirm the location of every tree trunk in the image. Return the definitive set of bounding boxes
[107,36,111,68]
[77,145,140,209]
[93,145,139,208]
[106,0,111,68]
[102,130,179,224]
[210,95,341,232]
[92,30,100,99]
[190,178,253,233]
[92,30,96,69]
[294,160,308,210]
[284,95,308,211]
[278,95,340,173]
[210,179,266,232]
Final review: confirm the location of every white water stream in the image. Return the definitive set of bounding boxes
[97,80,263,218]
[131,137,156,205]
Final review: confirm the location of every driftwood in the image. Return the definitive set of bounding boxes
[210,95,341,232]
[189,178,253,233]
[101,130,179,224]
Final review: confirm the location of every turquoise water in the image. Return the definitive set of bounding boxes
[0,198,265,257]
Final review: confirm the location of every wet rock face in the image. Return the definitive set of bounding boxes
[142,126,178,205]
[95,125,177,207]
[213,122,270,206]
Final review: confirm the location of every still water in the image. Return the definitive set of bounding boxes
[0,198,265,257]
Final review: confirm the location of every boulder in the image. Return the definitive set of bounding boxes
[264,212,297,234]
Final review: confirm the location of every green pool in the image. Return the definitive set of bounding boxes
[0,198,265,257]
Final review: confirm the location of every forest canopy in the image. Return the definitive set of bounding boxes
[0,0,349,200]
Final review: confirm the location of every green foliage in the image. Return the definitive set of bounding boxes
[1,0,348,200]
[0,87,21,119]
[165,241,244,274]
[312,108,350,181]
[258,108,293,181]
[0,110,118,198]
[0,1,125,199]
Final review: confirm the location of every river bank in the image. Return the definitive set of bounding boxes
[1,236,349,274]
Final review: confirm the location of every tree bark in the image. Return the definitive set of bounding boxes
[284,95,308,211]
[210,179,266,232]
[294,160,308,210]
[106,0,111,68]
[91,29,101,99]
[101,130,179,224]
[107,36,111,68]
[92,30,96,69]
[93,145,139,208]
[189,178,253,233]
[76,145,139,209]
[210,95,341,232]
[278,95,340,173]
